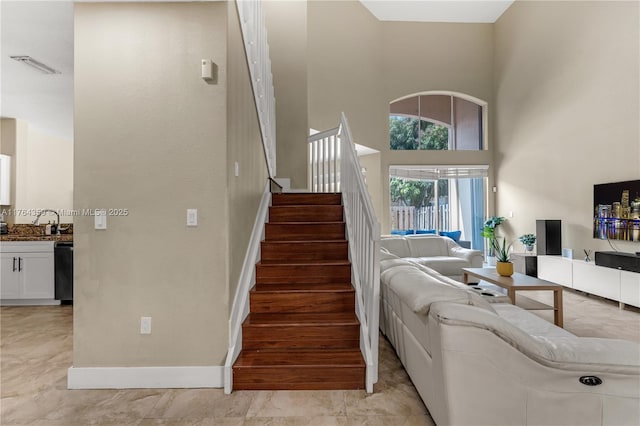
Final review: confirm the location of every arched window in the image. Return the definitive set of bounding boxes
[390,93,485,151]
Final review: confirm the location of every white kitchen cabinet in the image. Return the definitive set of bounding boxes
[621,270,640,308]
[0,154,11,205]
[0,241,56,304]
[0,254,22,298]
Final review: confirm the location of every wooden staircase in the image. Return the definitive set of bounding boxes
[232,193,365,390]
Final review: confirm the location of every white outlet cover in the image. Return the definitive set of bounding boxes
[94,209,107,230]
[140,317,152,334]
[187,209,198,227]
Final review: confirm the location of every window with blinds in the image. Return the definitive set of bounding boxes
[389,165,487,250]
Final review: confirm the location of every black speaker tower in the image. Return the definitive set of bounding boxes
[536,220,562,255]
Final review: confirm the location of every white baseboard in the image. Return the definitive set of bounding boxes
[67,365,224,389]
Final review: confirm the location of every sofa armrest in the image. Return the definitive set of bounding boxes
[445,239,483,266]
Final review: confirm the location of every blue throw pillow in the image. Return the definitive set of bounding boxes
[391,229,414,235]
[415,229,437,234]
[440,230,462,242]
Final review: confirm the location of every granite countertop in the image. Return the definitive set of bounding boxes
[0,224,73,243]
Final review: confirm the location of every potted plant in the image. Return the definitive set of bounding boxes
[518,234,536,252]
[492,237,513,276]
[481,216,505,265]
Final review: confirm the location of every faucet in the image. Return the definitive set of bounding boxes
[32,209,67,235]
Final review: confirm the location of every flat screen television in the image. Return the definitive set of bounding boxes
[593,179,640,242]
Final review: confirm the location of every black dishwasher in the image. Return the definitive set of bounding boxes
[54,242,73,303]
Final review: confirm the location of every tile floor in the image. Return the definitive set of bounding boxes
[1,287,638,425]
[0,305,432,426]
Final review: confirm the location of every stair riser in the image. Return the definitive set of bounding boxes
[256,264,351,284]
[242,324,360,347]
[250,292,355,313]
[271,193,342,206]
[232,367,365,390]
[265,223,345,241]
[261,241,348,262]
[269,206,343,223]
[241,339,360,350]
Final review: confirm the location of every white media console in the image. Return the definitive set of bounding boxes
[538,255,640,309]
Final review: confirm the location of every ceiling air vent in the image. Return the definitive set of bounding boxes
[10,56,60,74]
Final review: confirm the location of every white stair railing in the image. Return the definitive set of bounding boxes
[308,127,340,193]
[310,114,381,392]
[237,0,277,177]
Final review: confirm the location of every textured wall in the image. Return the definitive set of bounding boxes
[494,0,640,253]
[74,2,229,366]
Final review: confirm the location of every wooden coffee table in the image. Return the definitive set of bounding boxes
[462,267,564,327]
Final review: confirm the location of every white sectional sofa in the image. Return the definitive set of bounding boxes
[380,235,483,282]
[379,256,640,426]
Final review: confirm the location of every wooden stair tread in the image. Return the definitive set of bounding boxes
[267,221,345,225]
[244,312,358,326]
[271,193,342,206]
[234,349,365,367]
[262,239,348,244]
[257,260,350,266]
[251,283,354,292]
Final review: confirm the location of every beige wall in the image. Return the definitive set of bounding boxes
[22,127,73,224]
[0,119,70,224]
[307,1,494,231]
[494,0,640,253]
[74,2,229,366]
[1,119,26,222]
[265,0,308,190]
[226,2,270,308]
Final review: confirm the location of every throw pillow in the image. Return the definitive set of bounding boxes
[440,230,462,242]
[416,229,437,234]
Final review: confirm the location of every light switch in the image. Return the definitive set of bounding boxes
[140,317,152,334]
[234,161,239,177]
[187,209,198,227]
[94,209,107,230]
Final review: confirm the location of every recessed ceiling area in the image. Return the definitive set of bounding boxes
[359,0,514,23]
[1,1,74,141]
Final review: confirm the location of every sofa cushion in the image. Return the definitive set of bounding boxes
[431,302,640,374]
[407,236,449,257]
[412,256,472,277]
[385,267,496,316]
[381,237,412,258]
[492,303,575,339]
[380,257,416,272]
[380,247,400,261]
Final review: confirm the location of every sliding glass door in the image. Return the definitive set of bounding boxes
[389,167,486,250]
